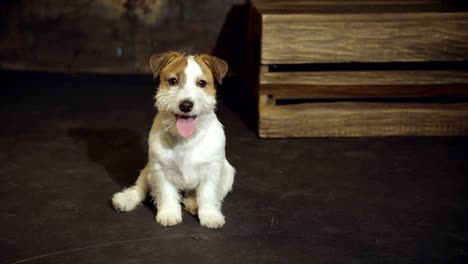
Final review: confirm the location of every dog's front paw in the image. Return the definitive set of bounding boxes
[156,208,182,226]
[199,208,225,229]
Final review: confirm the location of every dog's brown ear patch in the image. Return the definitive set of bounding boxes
[149,51,183,78]
[197,55,228,85]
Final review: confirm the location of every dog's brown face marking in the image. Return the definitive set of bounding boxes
[194,57,216,97]
[195,55,228,97]
[150,52,228,97]
[150,52,187,91]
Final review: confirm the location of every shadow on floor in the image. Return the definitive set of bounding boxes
[68,128,147,187]
[218,77,257,134]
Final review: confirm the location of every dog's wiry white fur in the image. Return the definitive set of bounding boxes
[112,53,235,229]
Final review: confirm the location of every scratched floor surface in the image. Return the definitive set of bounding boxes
[1,72,468,264]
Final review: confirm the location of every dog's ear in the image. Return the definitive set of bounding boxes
[198,54,228,85]
[149,51,182,78]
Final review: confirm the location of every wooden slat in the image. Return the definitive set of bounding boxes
[260,12,468,64]
[258,99,468,137]
[252,0,465,14]
[260,84,468,99]
[261,70,468,86]
[259,70,468,98]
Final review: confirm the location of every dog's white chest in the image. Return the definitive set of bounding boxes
[157,142,205,190]
[150,112,226,191]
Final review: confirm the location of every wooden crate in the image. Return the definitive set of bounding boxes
[248,0,468,137]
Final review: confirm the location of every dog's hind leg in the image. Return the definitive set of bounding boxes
[219,159,235,200]
[112,164,149,212]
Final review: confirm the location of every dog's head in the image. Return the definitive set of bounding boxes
[149,51,228,138]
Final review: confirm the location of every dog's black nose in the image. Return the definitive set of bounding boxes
[179,100,193,113]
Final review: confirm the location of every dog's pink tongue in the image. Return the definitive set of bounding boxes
[176,117,195,138]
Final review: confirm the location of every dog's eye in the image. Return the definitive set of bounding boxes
[168,78,178,86]
[197,80,207,88]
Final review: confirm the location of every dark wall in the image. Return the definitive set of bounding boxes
[0,0,248,75]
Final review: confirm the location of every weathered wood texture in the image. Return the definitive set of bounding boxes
[0,0,247,74]
[261,69,468,86]
[253,0,468,64]
[253,0,467,14]
[258,97,468,137]
[260,69,468,98]
[250,0,468,137]
[261,84,468,100]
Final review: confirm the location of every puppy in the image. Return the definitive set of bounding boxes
[112,52,235,229]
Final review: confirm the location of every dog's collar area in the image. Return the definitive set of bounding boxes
[175,114,197,120]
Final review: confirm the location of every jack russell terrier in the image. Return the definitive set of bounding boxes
[112,52,235,229]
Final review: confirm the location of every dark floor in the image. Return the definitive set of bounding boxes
[1,72,468,264]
